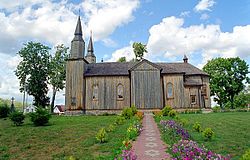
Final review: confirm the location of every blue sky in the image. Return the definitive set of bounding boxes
[0,0,249,104]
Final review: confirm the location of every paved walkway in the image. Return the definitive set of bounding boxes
[132,113,170,160]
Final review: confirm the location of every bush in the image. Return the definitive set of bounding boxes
[9,111,25,126]
[106,124,115,132]
[241,149,250,160]
[96,128,107,143]
[168,110,177,118]
[135,111,144,121]
[115,116,125,125]
[162,105,173,116]
[0,104,10,118]
[121,107,133,119]
[131,105,137,115]
[153,110,162,116]
[203,128,214,140]
[126,125,138,141]
[193,122,202,132]
[176,118,188,126]
[30,107,51,126]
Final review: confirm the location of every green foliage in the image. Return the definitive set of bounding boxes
[233,92,250,108]
[121,107,133,119]
[168,110,177,118]
[117,57,126,62]
[115,116,126,125]
[203,57,250,109]
[132,42,147,61]
[202,128,214,140]
[9,111,25,126]
[241,149,250,160]
[126,124,138,141]
[212,106,221,112]
[30,107,51,126]
[162,105,173,116]
[106,124,115,132]
[15,41,51,107]
[130,105,137,115]
[0,104,10,118]
[96,128,107,143]
[49,44,69,113]
[193,122,202,132]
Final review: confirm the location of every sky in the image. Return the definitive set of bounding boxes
[0,0,250,105]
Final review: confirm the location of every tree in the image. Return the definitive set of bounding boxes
[132,42,147,61]
[117,56,126,62]
[203,57,249,109]
[15,42,51,108]
[49,44,69,113]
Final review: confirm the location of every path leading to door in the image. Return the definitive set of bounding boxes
[132,113,170,160]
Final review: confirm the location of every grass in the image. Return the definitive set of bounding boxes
[157,112,250,160]
[0,115,132,160]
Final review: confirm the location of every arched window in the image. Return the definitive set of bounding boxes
[93,85,98,100]
[117,84,124,100]
[167,83,173,98]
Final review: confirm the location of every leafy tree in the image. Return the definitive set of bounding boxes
[203,57,249,109]
[15,42,51,108]
[49,44,69,113]
[132,42,147,61]
[117,56,126,62]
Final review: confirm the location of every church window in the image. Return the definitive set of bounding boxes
[167,83,173,98]
[191,95,196,104]
[93,85,98,100]
[117,84,124,100]
[201,84,207,97]
[71,97,76,106]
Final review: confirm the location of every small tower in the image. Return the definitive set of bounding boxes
[85,31,96,63]
[70,16,85,58]
[65,16,87,114]
[183,55,188,63]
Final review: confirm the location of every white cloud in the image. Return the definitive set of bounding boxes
[147,16,250,67]
[102,38,118,48]
[180,11,190,17]
[200,13,210,20]
[107,42,134,62]
[82,0,140,41]
[194,0,216,12]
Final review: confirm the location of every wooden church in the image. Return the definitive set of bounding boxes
[65,17,211,115]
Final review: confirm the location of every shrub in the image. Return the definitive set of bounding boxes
[135,111,144,121]
[131,105,137,115]
[153,110,162,116]
[115,116,125,125]
[30,107,51,126]
[241,149,250,160]
[96,128,107,143]
[126,125,138,141]
[162,105,173,116]
[168,110,177,118]
[9,111,25,126]
[176,118,188,126]
[106,124,115,132]
[193,122,202,132]
[203,127,214,140]
[0,104,10,118]
[121,107,133,119]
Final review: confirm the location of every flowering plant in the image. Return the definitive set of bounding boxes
[171,140,230,160]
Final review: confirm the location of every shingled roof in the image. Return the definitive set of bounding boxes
[84,61,208,76]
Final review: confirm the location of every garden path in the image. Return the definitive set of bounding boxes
[132,113,171,160]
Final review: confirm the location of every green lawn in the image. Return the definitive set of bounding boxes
[171,112,250,159]
[0,115,131,160]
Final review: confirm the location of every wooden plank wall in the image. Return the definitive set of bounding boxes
[202,76,211,108]
[65,60,85,110]
[85,76,130,110]
[183,87,200,108]
[163,74,184,108]
[131,63,162,109]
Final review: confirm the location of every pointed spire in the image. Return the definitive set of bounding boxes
[183,54,188,63]
[87,30,94,55]
[73,16,83,41]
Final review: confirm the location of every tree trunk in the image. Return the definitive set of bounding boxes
[51,87,57,113]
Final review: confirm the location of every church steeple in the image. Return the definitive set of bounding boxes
[85,31,96,63]
[70,16,85,59]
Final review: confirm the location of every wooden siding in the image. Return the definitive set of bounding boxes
[85,76,130,110]
[65,60,85,110]
[183,87,201,108]
[163,75,184,108]
[202,76,211,108]
[131,61,162,109]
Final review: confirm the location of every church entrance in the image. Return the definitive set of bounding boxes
[130,60,163,109]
